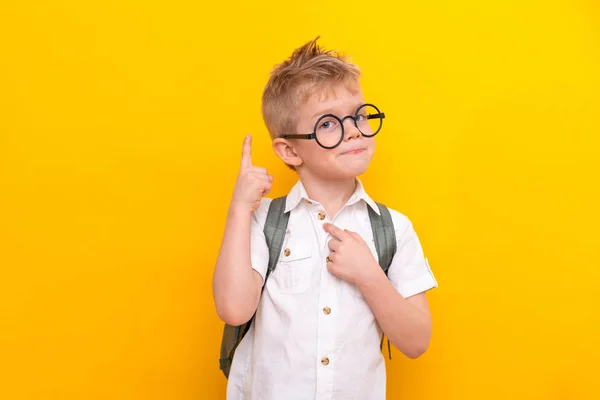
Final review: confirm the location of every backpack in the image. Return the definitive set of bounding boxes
[218,196,397,378]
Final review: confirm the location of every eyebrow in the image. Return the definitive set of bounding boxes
[310,103,365,120]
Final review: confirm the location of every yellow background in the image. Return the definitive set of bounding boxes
[1,1,599,399]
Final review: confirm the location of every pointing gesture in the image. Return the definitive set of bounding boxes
[231,135,273,213]
[241,134,253,169]
[323,222,380,286]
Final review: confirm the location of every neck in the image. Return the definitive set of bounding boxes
[298,171,357,218]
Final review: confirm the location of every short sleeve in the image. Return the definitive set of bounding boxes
[387,211,438,298]
[249,198,272,282]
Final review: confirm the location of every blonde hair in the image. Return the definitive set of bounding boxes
[261,37,361,143]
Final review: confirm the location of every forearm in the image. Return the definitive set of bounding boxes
[212,204,261,325]
[359,266,432,359]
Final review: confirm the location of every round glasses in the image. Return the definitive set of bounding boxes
[281,103,385,149]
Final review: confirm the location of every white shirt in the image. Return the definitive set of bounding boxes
[227,179,438,400]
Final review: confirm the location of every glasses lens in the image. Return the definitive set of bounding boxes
[315,115,343,148]
[356,104,383,137]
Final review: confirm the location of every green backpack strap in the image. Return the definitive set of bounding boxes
[368,202,397,359]
[219,196,289,378]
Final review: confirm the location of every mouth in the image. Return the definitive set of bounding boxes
[340,148,366,155]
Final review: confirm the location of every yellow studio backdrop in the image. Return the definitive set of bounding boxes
[1,1,599,399]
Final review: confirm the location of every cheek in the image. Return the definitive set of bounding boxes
[364,139,376,159]
[366,137,376,150]
[318,150,338,169]
[297,143,330,166]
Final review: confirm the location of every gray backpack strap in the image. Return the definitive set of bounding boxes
[368,202,397,359]
[263,196,290,284]
[218,196,289,378]
[368,202,396,274]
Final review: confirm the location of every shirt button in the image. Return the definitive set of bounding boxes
[284,248,291,257]
[317,212,326,220]
[321,357,330,366]
[323,307,331,315]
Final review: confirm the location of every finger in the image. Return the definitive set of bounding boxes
[325,254,339,276]
[247,167,273,183]
[248,166,268,175]
[254,176,272,193]
[327,239,340,252]
[247,172,273,189]
[247,171,268,180]
[261,181,273,196]
[255,180,272,195]
[323,223,349,241]
[344,229,362,242]
[241,135,252,168]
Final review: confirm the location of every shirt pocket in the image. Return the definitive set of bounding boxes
[274,237,313,295]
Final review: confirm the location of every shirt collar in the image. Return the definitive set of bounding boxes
[284,178,380,215]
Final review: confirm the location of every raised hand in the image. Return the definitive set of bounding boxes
[230,135,274,213]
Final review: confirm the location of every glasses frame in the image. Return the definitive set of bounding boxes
[280,103,386,149]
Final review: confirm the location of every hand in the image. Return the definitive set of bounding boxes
[230,135,273,213]
[323,223,380,286]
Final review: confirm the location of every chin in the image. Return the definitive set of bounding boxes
[342,152,373,173]
[330,160,371,179]
[346,164,370,177]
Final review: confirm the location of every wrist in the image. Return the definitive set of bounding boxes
[228,202,253,218]
[357,260,385,291]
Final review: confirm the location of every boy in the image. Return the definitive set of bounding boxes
[212,37,438,399]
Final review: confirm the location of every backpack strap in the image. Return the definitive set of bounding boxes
[218,196,289,378]
[368,202,397,274]
[263,196,290,284]
[368,202,397,359]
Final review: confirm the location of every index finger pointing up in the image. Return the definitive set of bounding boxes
[241,135,252,168]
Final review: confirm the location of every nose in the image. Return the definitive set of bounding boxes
[342,117,361,141]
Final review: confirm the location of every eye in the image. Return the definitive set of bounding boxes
[356,113,367,122]
[318,119,338,131]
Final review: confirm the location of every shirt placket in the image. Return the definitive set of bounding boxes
[309,202,339,399]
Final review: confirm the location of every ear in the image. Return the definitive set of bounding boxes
[272,138,303,167]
